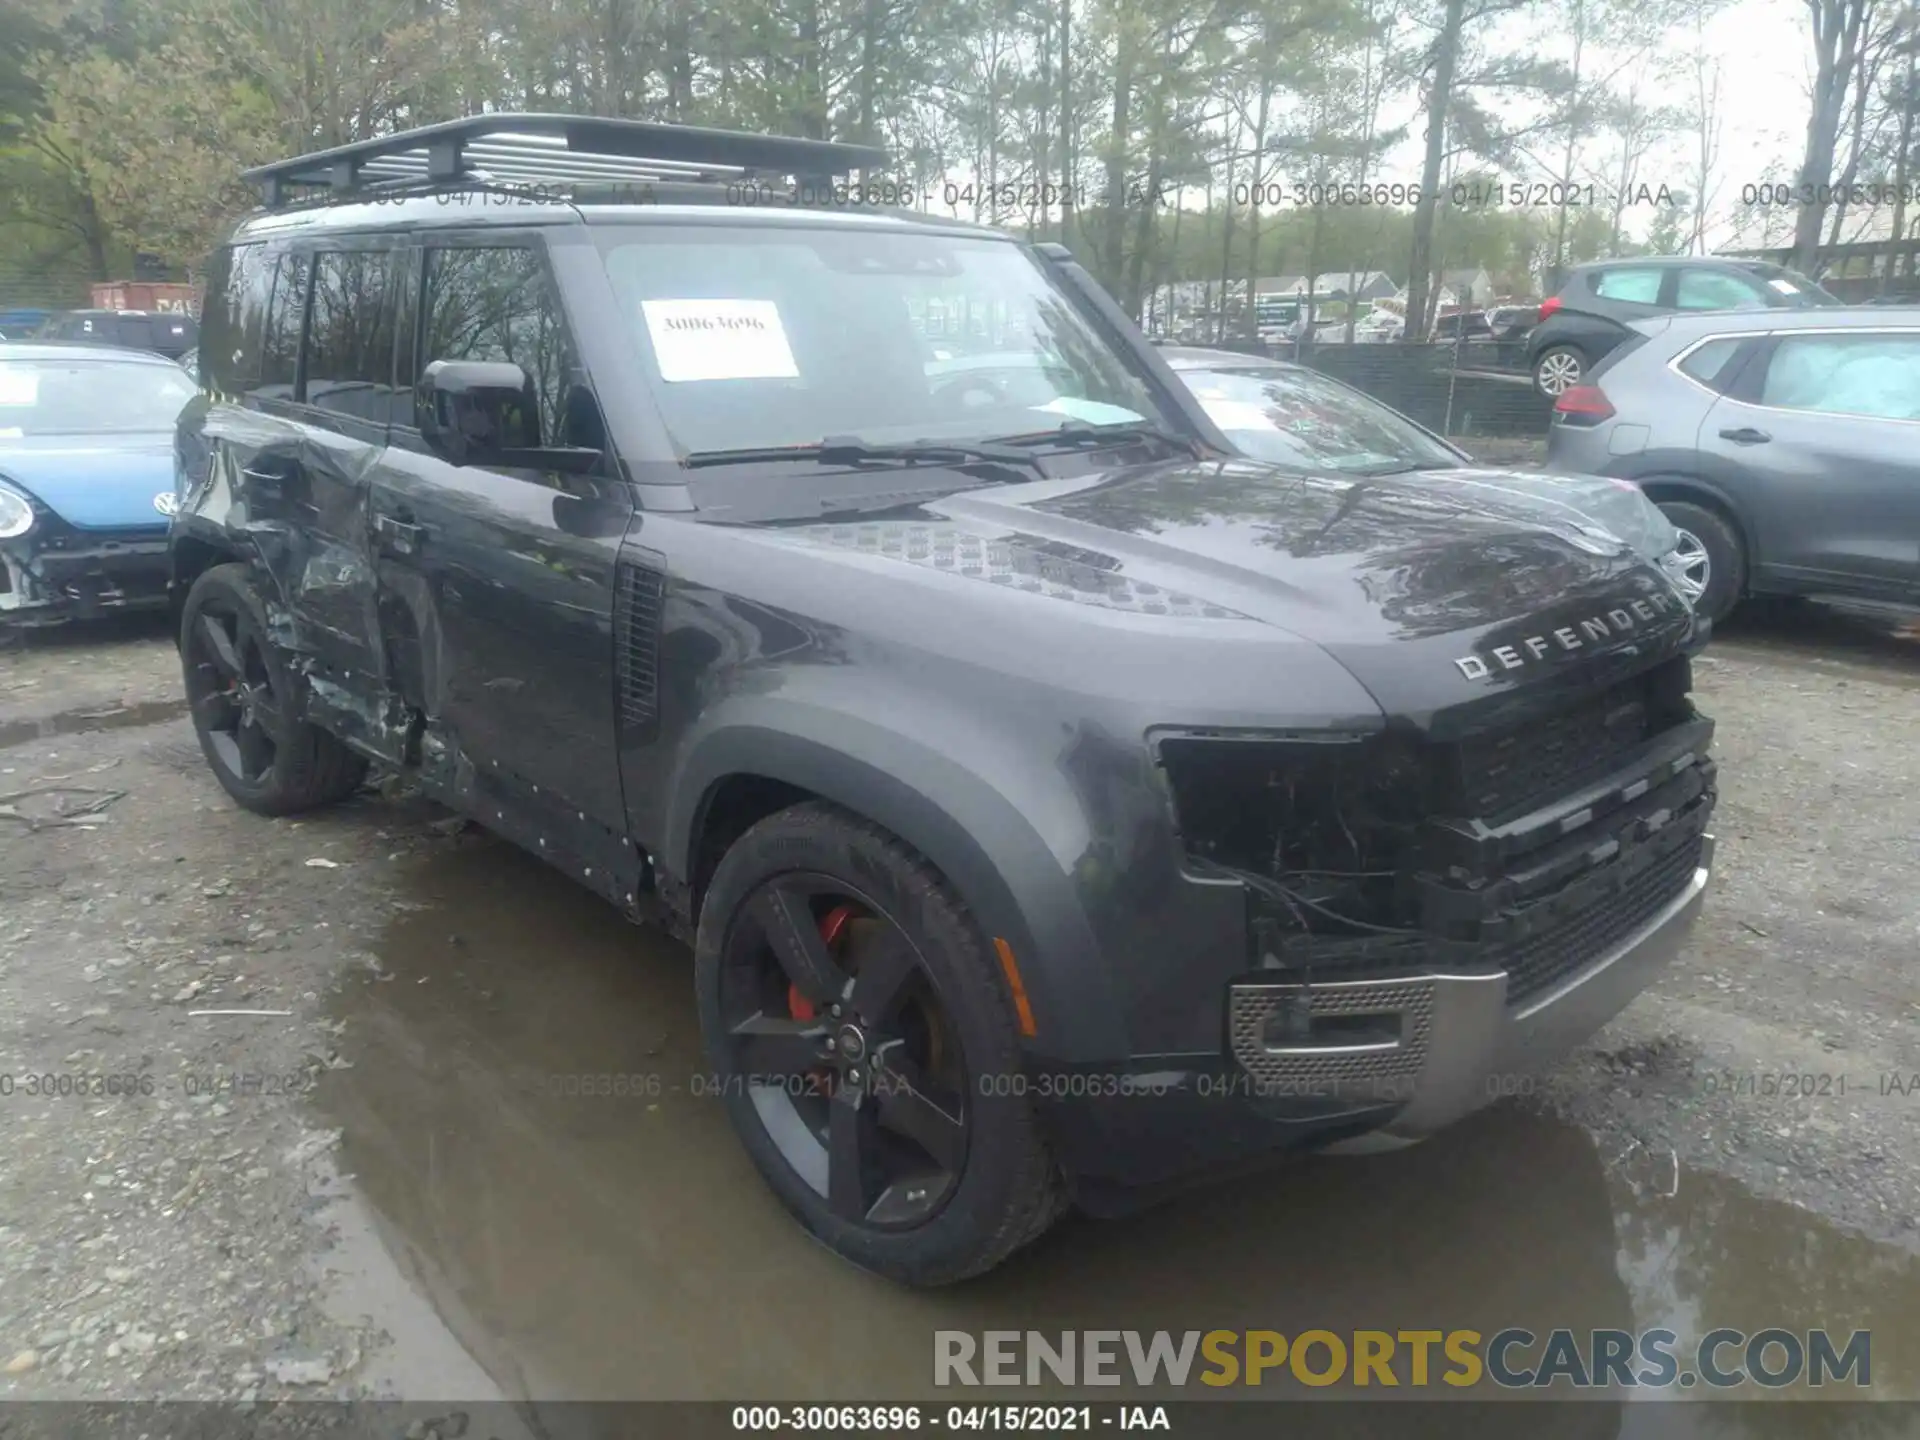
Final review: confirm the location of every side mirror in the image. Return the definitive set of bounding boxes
[417,359,537,466]
[416,359,605,475]
[550,490,628,539]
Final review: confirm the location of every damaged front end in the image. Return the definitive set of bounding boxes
[1155,654,1715,1108]
[0,482,170,628]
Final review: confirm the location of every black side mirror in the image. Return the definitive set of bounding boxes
[417,359,538,465]
[416,359,605,474]
[550,490,628,539]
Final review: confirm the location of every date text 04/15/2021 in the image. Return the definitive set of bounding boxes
[730,1406,1167,1432]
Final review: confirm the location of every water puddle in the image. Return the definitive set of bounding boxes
[0,697,190,750]
[317,839,1920,1415]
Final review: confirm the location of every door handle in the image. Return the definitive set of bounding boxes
[1718,427,1771,445]
[374,513,424,556]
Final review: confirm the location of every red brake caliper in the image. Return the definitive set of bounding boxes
[789,904,856,1021]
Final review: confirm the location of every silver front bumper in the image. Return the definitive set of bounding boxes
[1229,835,1713,1151]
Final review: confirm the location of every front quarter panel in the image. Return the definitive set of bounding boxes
[625,512,1387,1066]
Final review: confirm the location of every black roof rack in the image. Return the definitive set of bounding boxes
[243,113,891,207]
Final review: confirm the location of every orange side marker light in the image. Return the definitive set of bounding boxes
[992,938,1038,1038]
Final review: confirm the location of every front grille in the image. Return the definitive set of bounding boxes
[1496,831,1704,1003]
[1441,676,1655,817]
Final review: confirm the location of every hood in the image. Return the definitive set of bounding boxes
[0,434,175,531]
[1430,466,1679,563]
[782,456,1697,736]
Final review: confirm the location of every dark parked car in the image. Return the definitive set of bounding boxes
[36,308,199,359]
[1526,257,1841,397]
[1544,307,1920,622]
[1159,345,1704,604]
[1431,309,1493,342]
[171,115,1717,1285]
[0,343,196,629]
[0,308,52,340]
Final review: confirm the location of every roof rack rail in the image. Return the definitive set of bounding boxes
[242,113,891,207]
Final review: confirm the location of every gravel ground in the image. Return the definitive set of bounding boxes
[0,602,1917,1407]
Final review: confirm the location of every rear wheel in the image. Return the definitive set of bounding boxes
[694,802,1061,1286]
[1657,501,1745,624]
[1534,345,1585,396]
[180,563,368,815]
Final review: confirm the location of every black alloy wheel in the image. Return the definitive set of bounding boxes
[179,563,368,815]
[719,875,969,1229]
[694,803,1062,1285]
[186,599,284,789]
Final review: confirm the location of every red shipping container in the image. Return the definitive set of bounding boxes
[90,281,198,315]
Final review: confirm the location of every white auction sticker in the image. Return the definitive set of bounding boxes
[641,299,800,383]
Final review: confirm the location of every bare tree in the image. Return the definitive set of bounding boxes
[1791,0,1876,271]
[1680,0,1725,253]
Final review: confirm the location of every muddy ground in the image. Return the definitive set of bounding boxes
[1,605,1918,1424]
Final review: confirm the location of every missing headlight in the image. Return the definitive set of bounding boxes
[1155,731,1429,949]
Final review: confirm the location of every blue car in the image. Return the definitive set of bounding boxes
[0,343,197,630]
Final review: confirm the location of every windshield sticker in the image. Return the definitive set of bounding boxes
[0,369,39,406]
[641,299,800,382]
[1198,397,1281,432]
[1767,278,1799,294]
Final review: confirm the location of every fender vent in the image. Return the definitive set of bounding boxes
[614,552,666,737]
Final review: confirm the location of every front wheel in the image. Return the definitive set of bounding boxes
[694,802,1062,1285]
[180,563,368,815]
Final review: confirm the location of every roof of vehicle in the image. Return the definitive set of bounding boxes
[230,111,1009,244]
[1159,345,1295,370]
[0,341,185,364]
[1566,255,1782,272]
[1628,305,1920,338]
[231,191,1009,243]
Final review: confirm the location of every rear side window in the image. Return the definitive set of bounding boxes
[1675,337,1747,389]
[1758,333,1920,420]
[303,249,400,423]
[1675,269,1765,311]
[259,252,311,398]
[202,244,274,390]
[1591,269,1665,304]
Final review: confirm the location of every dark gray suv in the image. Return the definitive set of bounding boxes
[1527,257,1841,397]
[169,115,1717,1285]
[1544,307,1920,623]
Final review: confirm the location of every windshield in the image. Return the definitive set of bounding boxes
[0,359,196,436]
[595,225,1175,457]
[1171,364,1461,473]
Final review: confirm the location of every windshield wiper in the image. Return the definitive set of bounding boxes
[686,436,1043,473]
[1349,460,1437,477]
[991,419,1203,458]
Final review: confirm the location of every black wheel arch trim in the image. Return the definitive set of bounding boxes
[664,718,1131,1067]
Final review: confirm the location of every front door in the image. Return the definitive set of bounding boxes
[1699,327,1920,599]
[368,238,632,830]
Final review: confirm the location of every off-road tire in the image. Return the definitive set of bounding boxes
[180,562,368,816]
[694,801,1064,1286]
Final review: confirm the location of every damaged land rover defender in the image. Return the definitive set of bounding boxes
[169,116,1716,1286]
